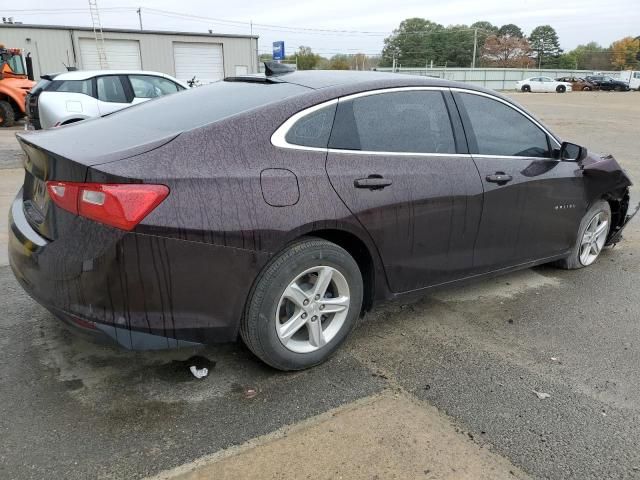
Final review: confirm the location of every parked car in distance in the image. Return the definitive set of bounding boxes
[26,70,187,129]
[10,69,636,370]
[515,77,572,93]
[555,76,595,91]
[584,75,630,91]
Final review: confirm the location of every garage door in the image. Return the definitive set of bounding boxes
[79,38,142,70]
[173,42,224,84]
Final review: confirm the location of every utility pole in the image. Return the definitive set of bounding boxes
[392,55,396,72]
[137,7,143,30]
[471,28,478,68]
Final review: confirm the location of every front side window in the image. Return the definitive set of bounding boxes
[285,104,337,148]
[458,93,550,158]
[329,90,456,154]
[129,75,181,98]
[97,76,128,103]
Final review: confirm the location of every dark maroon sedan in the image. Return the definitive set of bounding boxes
[9,68,636,370]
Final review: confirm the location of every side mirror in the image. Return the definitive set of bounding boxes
[558,141,587,162]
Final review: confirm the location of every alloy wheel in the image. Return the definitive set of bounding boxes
[579,212,609,266]
[276,266,350,354]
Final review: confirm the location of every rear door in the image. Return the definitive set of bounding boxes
[96,75,133,115]
[325,88,483,293]
[453,90,587,271]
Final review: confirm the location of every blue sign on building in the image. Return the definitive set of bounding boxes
[272,41,285,61]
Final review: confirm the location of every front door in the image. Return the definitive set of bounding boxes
[326,89,483,293]
[453,91,587,272]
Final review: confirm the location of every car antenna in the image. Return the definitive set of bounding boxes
[264,61,295,77]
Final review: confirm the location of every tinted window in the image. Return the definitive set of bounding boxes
[458,93,549,158]
[48,79,93,96]
[129,75,181,98]
[97,76,128,103]
[329,91,456,154]
[285,104,337,148]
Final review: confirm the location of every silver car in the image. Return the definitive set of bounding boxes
[26,70,187,129]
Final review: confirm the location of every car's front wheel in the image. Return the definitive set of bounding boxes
[521,85,531,92]
[582,86,591,91]
[241,238,363,370]
[556,200,611,269]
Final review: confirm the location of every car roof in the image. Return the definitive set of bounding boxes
[269,70,452,89]
[45,70,186,84]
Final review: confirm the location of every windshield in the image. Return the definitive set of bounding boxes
[5,54,25,75]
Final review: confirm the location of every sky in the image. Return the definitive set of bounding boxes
[4,0,639,58]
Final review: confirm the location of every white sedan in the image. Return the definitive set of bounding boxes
[26,70,188,129]
[515,77,572,93]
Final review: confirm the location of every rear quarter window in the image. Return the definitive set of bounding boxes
[47,79,94,96]
[284,104,337,148]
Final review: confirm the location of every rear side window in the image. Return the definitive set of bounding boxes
[285,104,337,148]
[329,90,456,154]
[457,93,549,158]
[47,79,94,96]
[97,76,128,103]
[129,75,182,98]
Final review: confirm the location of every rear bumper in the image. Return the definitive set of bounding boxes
[9,190,267,350]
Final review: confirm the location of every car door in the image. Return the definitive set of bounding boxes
[452,90,587,272]
[96,75,133,115]
[325,88,484,293]
[528,78,542,92]
[127,74,182,106]
[540,77,555,92]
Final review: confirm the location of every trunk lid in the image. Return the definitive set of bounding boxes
[17,124,177,240]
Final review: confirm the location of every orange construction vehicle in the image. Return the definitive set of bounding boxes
[0,46,35,127]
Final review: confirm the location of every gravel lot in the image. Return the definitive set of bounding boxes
[1,92,639,479]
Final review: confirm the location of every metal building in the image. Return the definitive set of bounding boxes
[0,23,259,83]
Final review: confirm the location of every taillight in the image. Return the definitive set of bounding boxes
[46,181,169,231]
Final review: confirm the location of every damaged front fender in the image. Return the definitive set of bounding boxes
[580,153,636,245]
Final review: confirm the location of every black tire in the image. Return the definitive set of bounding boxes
[521,85,531,92]
[0,100,15,127]
[556,85,566,93]
[555,200,611,270]
[582,86,591,91]
[241,238,363,370]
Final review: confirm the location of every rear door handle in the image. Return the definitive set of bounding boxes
[354,176,392,190]
[485,172,513,185]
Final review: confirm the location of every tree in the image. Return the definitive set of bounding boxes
[328,54,350,70]
[481,34,533,67]
[470,21,499,34]
[498,24,524,38]
[567,42,612,70]
[292,46,321,70]
[529,25,563,68]
[381,18,445,67]
[610,37,640,70]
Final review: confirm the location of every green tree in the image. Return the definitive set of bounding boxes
[567,42,612,70]
[528,25,563,68]
[381,18,445,67]
[328,54,351,70]
[470,21,499,34]
[292,46,321,70]
[498,24,524,38]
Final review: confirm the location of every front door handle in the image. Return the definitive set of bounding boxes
[354,175,392,190]
[485,172,513,185]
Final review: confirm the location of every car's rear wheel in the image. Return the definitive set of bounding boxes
[556,200,611,270]
[582,86,591,91]
[556,85,566,93]
[521,85,531,92]
[241,238,363,370]
[0,100,15,128]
